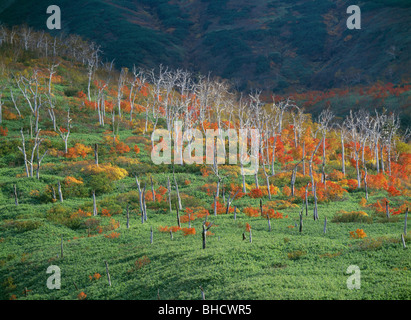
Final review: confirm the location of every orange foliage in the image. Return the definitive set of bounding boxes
[249,188,264,198]
[65,143,93,159]
[135,256,151,269]
[104,231,120,239]
[386,185,401,197]
[349,229,367,239]
[244,207,259,217]
[282,185,292,197]
[110,141,130,154]
[101,208,111,217]
[182,227,196,236]
[77,292,87,300]
[0,126,8,136]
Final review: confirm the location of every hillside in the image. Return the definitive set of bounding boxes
[0,0,410,93]
[0,32,410,302]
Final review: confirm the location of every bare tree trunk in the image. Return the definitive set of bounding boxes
[213,192,217,216]
[254,173,259,189]
[13,184,18,206]
[386,200,390,219]
[202,224,207,249]
[363,163,368,200]
[313,183,318,221]
[176,203,181,228]
[341,135,346,175]
[94,144,99,166]
[93,190,97,216]
[150,176,155,203]
[173,174,182,210]
[135,177,144,217]
[104,260,111,286]
[167,176,172,213]
[58,181,63,202]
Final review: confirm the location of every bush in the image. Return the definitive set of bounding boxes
[46,205,82,229]
[287,250,306,260]
[332,210,373,223]
[1,220,42,233]
[86,173,114,196]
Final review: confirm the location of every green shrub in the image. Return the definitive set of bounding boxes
[0,220,42,233]
[46,205,82,229]
[287,250,306,260]
[332,211,373,223]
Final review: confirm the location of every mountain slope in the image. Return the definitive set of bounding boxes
[0,0,410,92]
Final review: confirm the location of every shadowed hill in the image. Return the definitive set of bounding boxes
[0,0,410,93]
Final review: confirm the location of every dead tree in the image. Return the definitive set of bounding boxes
[56,108,72,154]
[308,137,324,193]
[313,182,318,221]
[317,108,334,183]
[167,176,172,213]
[18,128,46,178]
[176,203,181,228]
[363,161,369,200]
[94,144,99,166]
[202,220,214,249]
[13,184,18,206]
[58,181,63,202]
[116,67,128,119]
[104,260,112,286]
[173,174,182,211]
[126,205,130,229]
[93,190,98,216]
[15,69,43,134]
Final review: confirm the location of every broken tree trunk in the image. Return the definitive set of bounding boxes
[299,212,303,233]
[386,200,390,219]
[199,286,205,300]
[104,260,111,286]
[313,183,318,221]
[13,184,18,206]
[202,220,213,249]
[94,143,99,166]
[126,204,130,229]
[58,181,63,203]
[173,174,182,210]
[135,177,144,218]
[176,203,181,228]
[93,190,97,216]
[167,176,172,213]
[150,176,155,203]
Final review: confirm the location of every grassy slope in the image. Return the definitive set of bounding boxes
[0,166,410,300]
[0,47,409,301]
